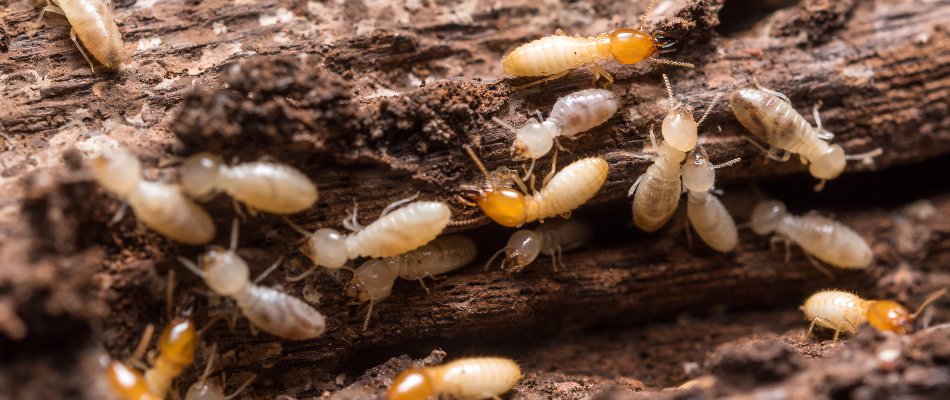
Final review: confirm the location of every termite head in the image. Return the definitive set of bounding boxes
[345,259,397,302]
[200,247,250,296]
[157,317,197,366]
[682,150,715,193]
[468,188,528,228]
[866,300,913,334]
[388,368,436,400]
[90,149,142,197]
[609,28,658,64]
[513,119,558,160]
[303,228,349,269]
[180,152,224,199]
[750,200,787,235]
[808,144,846,180]
[504,229,542,271]
[105,361,155,400]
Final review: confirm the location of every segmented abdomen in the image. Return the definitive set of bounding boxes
[346,201,452,259]
[802,290,867,333]
[730,89,817,156]
[398,235,477,279]
[781,215,872,269]
[687,193,738,252]
[235,285,326,340]
[529,158,608,222]
[224,162,318,214]
[129,182,215,245]
[548,89,620,138]
[503,35,604,77]
[535,218,592,255]
[433,357,522,399]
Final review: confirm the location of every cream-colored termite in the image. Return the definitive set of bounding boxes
[345,234,477,330]
[179,152,318,215]
[682,148,741,252]
[388,357,522,400]
[486,218,592,274]
[184,344,256,400]
[502,0,691,85]
[629,75,721,232]
[89,147,215,245]
[285,198,452,277]
[36,0,124,72]
[730,81,882,191]
[750,200,873,273]
[462,146,608,228]
[802,288,948,342]
[178,220,327,340]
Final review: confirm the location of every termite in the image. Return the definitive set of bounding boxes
[345,234,477,330]
[462,146,608,228]
[286,198,452,275]
[184,344,255,400]
[36,0,124,72]
[388,357,522,400]
[629,75,720,232]
[486,218,592,273]
[682,148,741,252]
[90,147,215,245]
[180,152,318,215]
[802,288,948,342]
[749,200,873,271]
[502,0,691,85]
[178,220,327,340]
[730,81,882,190]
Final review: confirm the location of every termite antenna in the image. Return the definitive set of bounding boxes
[229,218,240,252]
[165,269,176,320]
[196,316,224,336]
[713,157,742,169]
[484,248,506,271]
[131,323,155,363]
[696,93,723,128]
[491,116,518,133]
[662,74,675,110]
[464,145,494,188]
[638,0,657,31]
[285,266,319,282]
[225,374,257,400]
[281,216,313,238]
[649,58,695,69]
[362,301,375,332]
[844,148,884,163]
[177,256,206,279]
[198,343,217,384]
[911,288,948,319]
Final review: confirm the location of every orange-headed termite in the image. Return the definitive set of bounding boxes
[682,148,741,252]
[36,0,124,72]
[802,288,947,342]
[388,357,522,400]
[486,218,592,273]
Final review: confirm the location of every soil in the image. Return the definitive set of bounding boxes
[1,0,949,399]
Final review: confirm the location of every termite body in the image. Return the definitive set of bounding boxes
[90,148,215,245]
[106,317,197,400]
[180,152,318,215]
[802,289,947,341]
[388,357,522,400]
[490,218,592,273]
[37,0,124,71]
[750,200,872,269]
[682,149,740,252]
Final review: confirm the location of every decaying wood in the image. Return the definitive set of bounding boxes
[1,0,949,398]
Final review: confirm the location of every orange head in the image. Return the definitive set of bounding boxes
[387,368,435,400]
[866,300,913,334]
[608,29,678,64]
[106,361,158,400]
[157,317,198,367]
[470,188,528,228]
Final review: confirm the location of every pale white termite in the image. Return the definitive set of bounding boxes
[179,152,318,215]
[89,147,215,245]
[37,0,124,72]
[178,220,327,340]
[682,148,741,253]
[184,344,255,400]
[495,89,620,163]
[286,199,452,275]
[486,218,592,273]
[463,146,608,228]
[345,234,477,330]
[388,357,522,400]
[730,82,882,190]
[629,75,720,232]
[802,288,947,342]
[750,200,873,270]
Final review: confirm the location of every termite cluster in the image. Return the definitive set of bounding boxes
[55,0,940,398]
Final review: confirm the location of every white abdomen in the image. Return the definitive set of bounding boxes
[223,162,318,214]
[529,158,608,221]
[234,285,326,340]
[346,201,452,258]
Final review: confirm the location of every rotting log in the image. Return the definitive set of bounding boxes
[1,0,949,398]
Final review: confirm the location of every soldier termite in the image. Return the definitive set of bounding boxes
[388,357,522,400]
[180,152,318,215]
[178,220,327,340]
[285,199,452,276]
[462,146,608,228]
[90,147,215,245]
[36,0,124,72]
[750,200,873,272]
[501,0,691,85]
[486,218,592,274]
[682,148,741,253]
[184,344,255,400]
[630,75,721,232]
[730,81,882,191]
[802,288,948,342]
[345,234,477,330]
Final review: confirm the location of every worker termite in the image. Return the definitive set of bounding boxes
[802,288,948,342]
[630,75,720,232]
[495,88,620,165]
[502,0,691,85]
[388,357,522,400]
[750,200,873,271]
[36,0,124,72]
[184,344,255,400]
[345,234,477,330]
[286,199,452,275]
[730,82,882,190]
[90,147,215,245]
[486,218,592,273]
[178,220,327,340]
[180,152,318,215]
[462,146,608,228]
[682,148,741,252]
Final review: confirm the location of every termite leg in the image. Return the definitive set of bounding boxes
[811,101,835,140]
[513,70,569,91]
[520,159,536,184]
[417,279,431,295]
[802,252,835,280]
[69,29,96,73]
[108,203,129,226]
[379,192,421,217]
[36,2,65,24]
[232,198,248,221]
[130,323,156,367]
[542,147,559,186]
[813,179,827,192]
[253,256,285,285]
[684,213,694,250]
[589,65,614,86]
[740,136,791,162]
[804,318,819,340]
[555,29,567,36]
[484,248,505,271]
[752,77,792,105]
[627,174,645,197]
